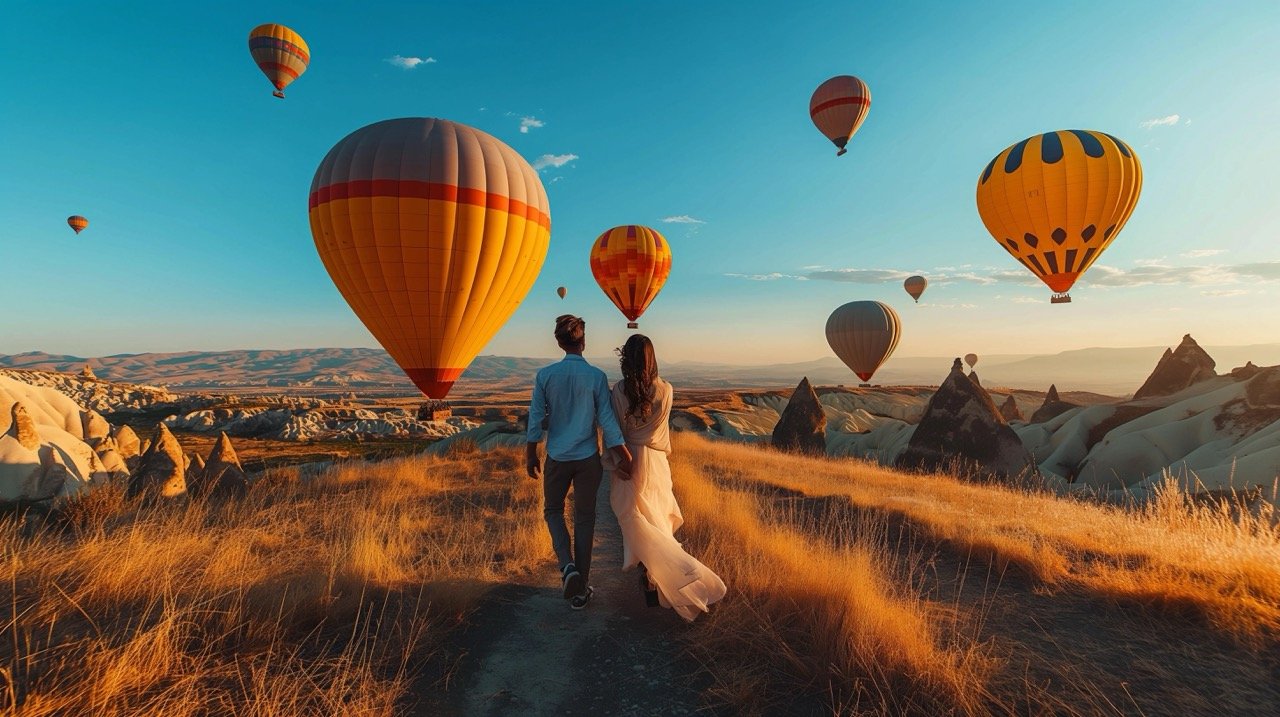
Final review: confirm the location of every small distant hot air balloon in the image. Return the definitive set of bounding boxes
[965,353,978,369]
[67,215,89,235]
[556,286,567,300]
[590,225,672,329]
[826,301,901,385]
[249,24,309,98]
[903,275,927,303]
[977,130,1142,304]
[309,118,551,399]
[809,75,871,156]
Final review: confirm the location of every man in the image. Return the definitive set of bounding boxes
[527,315,633,610]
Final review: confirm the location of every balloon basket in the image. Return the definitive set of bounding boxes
[836,148,847,156]
[417,399,452,421]
[858,383,872,388]
[1050,293,1072,304]
[627,322,638,329]
[273,90,285,99]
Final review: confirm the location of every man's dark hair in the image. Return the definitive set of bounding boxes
[554,314,586,350]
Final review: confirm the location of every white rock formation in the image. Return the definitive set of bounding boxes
[0,375,114,503]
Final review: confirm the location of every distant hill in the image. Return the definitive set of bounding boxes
[2,341,1278,394]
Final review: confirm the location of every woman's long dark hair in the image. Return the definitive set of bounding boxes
[617,334,659,421]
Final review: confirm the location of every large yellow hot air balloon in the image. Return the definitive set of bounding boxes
[590,225,672,329]
[308,118,551,398]
[67,215,89,235]
[249,24,309,98]
[976,130,1142,303]
[903,275,927,303]
[826,301,901,384]
[809,75,871,156]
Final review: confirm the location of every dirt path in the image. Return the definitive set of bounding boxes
[432,475,715,716]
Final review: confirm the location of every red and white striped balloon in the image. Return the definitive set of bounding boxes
[809,75,871,156]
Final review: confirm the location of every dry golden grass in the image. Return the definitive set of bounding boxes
[0,449,548,716]
[671,446,995,716]
[674,434,1280,645]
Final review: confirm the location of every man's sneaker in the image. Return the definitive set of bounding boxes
[562,564,584,600]
[570,586,594,610]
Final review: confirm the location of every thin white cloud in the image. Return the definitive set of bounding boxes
[1011,297,1041,304]
[519,116,544,134]
[1139,114,1180,129]
[662,215,705,225]
[726,260,1280,289]
[532,153,578,170]
[724,272,808,281]
[1182,248,1225,258]
[1201,289,1247,298]
[386,55,436,69]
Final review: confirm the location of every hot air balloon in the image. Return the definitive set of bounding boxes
[590,225,672,329]
[67,215,89,234]
[308,118,551,398]
[825,301,901,385]
[556,286,567,299]
[964,353,978,369]
[976,130,1142,304]
[249,24,309,98]
[809,75,871,156]
[903,275,927,303]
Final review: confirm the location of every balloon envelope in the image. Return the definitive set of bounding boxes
[249,23,309,98]
[67,215,88,234]
[556,286,567,299]
[590,225,672,329]
[903,275,927,303]
[976,130,1141,303]
[809,75,870,156]
[308,118,551,398]
[825,301,901,382]
[965,353,978,369]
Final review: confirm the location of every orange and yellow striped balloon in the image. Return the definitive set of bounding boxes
[248,24,309,98]
[67,215,89,234]
[809,75,871,156]
[976,130,1142,303]
[308,118,551,398]
[589,225,672,329]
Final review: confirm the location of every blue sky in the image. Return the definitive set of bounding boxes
[2,1,1278,364]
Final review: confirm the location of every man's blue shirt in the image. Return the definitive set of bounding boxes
[527,354,625,462]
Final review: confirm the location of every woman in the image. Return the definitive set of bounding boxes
[603,334,726,622]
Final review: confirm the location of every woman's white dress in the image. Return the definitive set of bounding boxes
[605,377,726,622]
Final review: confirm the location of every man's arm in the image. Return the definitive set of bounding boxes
[526,372,547,480]
[595,373,633,476]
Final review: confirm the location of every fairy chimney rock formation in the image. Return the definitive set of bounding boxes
[111,424,142,469]
[80,364,97,380]
[1133,334,1217,400]
[129,424,187,499]
[196,432,249,498]
[999,395,1025,422]
[772,377,827,455]
[896,359,1032,478]
[968,371,982,387]
[1029,384,1078,423]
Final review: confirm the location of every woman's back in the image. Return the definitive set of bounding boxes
[611,377,672,453]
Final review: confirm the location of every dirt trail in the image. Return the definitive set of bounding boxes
[433,476,715,716]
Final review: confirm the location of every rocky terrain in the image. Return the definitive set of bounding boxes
[0,367,177,414]
[439,334,1278,505]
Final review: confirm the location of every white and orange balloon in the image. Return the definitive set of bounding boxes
[308,118,551,398]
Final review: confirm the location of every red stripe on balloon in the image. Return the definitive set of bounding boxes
[403,367,465,399]
[810,96,869,115]
[256,61,301,79]
[309,179,551,229]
